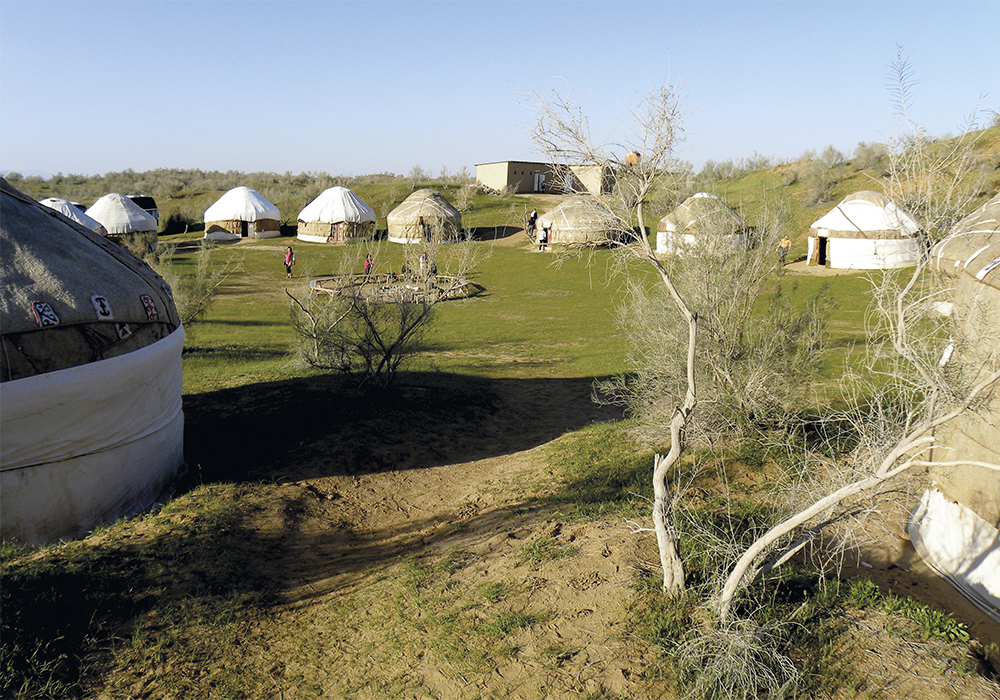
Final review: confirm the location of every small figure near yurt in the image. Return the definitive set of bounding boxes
[909,193,1000,623]
[297,186,376,244]
[86,192,159,252]
[536,195,618,247]
[807,190,920,269]
[386,189,462,244]
[1,179,184,545]
[39,197,108,235]
[656,193,749,256]
[204,186,282,241]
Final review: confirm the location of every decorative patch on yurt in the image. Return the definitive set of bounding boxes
[141,295,159,320]
[31,301,59,327]
[91,295,114,320]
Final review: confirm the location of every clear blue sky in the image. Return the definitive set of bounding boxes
[1,0,997,178]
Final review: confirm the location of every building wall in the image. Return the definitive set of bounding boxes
[476,161,556,194]
[476,161,613,196]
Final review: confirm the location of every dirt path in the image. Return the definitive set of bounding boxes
[180,375,1000,699]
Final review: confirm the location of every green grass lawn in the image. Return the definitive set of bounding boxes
[177,230,886,404]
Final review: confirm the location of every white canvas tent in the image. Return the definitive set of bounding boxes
[656,193,748,255]
[39,197,108,235]
[1,179,185,545]
[297,186,376,243]
[807,190,920,269]
[909,193,1000,622]
[86,192,159,251]
[536,195,618,246]
[204,186,282,241]
[386,189,462,244]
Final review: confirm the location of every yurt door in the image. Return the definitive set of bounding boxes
[534,172,546,192]
[241,221,249,237]
[817,236,828,266]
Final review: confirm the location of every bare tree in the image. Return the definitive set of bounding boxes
[714,52,1000,620]
[528,82,697,595]
[530,83,828,597]
[716,260,1000,620]
[288,235,488,387]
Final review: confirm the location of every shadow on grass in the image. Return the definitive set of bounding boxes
[182,371,625,485]
[469,225,523,242]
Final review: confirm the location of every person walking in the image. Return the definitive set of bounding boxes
[527,209,538,239]
[364,253,373,277]
[778,236,791,266]
[284,246,295,278]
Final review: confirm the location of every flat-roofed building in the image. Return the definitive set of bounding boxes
[476,161,610,196]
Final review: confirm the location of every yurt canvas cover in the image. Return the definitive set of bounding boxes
[386,189,461,243]
[536,195,618,246]
[656,193,748,255]
[808,190,920,269]
[909,193,1000,622]
[39,197,107,235]
[204,186,282,240]
[86,192,159,251]
[297,186,377,243]
[1,179,185,545]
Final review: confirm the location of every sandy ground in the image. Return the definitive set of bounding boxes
[180,368,999,699]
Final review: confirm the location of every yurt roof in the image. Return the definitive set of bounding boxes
[386,189,461,225]
[204,186,281,222]
[659,192,745,233]
[1,179,180,378]
[298,186,376,224]
[810,190,919,238]
[39,197,107,234]
[537,195,617,230]
[86,193,158,234]
[931,193,1000,286]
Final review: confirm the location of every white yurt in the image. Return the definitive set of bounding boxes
[656,193,748,255]
[536,195,618,246]
[39,197,108,235]
[386,189,462,244]
[807,190,920,269]
[909,193,1000,622]
[204,186,282,241]
[1,179,185,545]
[297,186,376,243]
[86,192,159,252]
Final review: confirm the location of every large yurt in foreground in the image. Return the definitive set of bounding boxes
[297,186,377,243]
[39,197,108,235]
[536,195,618,246]
[86,192,159,251]
[1,179,184,545]
[807,190,920,269]
[204,186,282,241]
[386,189,462,243]
[908,193,1000,622]
[656,192,748,255]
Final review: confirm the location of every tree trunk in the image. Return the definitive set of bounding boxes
[653,452,685,595]
[651,261,697,595]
